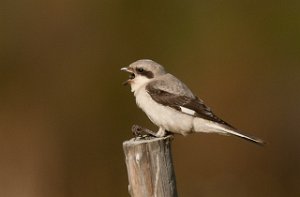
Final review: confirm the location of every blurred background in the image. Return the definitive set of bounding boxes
[1,0,300,196]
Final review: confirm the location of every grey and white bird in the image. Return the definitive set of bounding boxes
[121,59,264,144]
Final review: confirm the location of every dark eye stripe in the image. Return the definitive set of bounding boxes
[136,68,154,79]
[142,70,154,78]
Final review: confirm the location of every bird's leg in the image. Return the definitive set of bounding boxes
[131,125,169,139]
[155,127,166,137]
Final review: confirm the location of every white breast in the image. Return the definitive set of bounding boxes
[134,87,194,135]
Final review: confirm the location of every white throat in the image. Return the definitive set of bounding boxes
[130,76,151,93]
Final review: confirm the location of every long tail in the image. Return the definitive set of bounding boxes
[193,118,265,145]
[219,126,265,145]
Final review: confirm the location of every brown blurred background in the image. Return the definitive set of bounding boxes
[1,0,300,196]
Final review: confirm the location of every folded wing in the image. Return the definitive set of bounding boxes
[146,80,234,129]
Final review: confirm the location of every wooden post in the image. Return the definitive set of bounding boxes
[123,135,178,197]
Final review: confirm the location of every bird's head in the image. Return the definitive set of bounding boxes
[121,59,166,92]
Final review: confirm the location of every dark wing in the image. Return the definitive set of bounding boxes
[146,83,234,128]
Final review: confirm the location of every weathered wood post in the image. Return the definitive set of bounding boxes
[123,135,178,197]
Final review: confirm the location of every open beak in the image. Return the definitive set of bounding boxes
[121,67,131,72]
[120,67,135,85]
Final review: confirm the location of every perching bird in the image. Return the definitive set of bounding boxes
[121,59,264,144]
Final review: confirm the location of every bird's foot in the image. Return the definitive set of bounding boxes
[131,125,157,140]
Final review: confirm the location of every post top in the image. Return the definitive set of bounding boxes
[123,135,173,146]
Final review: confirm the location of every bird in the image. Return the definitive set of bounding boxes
[121,59,264,144]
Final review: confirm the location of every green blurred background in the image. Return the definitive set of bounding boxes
[1,0,300,196]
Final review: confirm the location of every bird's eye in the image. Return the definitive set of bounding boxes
[137,68,144,73]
